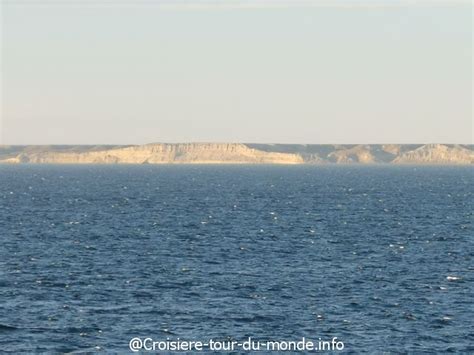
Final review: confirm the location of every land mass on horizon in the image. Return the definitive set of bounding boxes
[0,143,472,165]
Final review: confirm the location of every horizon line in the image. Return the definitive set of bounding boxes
[1,142,473,146]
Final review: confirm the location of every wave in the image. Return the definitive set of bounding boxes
[0,324,19,331]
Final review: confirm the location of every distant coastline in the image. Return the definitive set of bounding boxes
[0,143,472,165]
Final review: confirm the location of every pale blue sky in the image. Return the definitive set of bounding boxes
[1,0,472,144]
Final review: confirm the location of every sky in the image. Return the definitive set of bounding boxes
[1,0,472,145]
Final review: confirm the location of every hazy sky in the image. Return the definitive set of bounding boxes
[1,0,472,145]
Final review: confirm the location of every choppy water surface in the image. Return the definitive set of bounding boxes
[0,165,472,353]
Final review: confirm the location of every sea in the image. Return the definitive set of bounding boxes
[0,165,472,353]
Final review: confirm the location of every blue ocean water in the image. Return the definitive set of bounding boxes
[0,165,472,353]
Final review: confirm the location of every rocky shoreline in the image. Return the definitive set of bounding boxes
[0,143,472,165]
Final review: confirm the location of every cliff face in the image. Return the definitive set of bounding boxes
[392,144,474,164]
[0,143,472,164]
[327,145,378,163]
[245,143,473,164]
[0,143,304,165]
